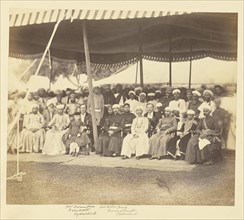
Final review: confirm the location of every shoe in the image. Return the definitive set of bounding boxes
[135,156,140,160]
[157,157,161,160]
[112,153,117,157]
[203,160,214,166]
[121,156,128,160]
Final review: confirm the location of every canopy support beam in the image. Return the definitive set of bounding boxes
[169,35,172,86]
[82,21,98,149]
[188,42,193,89]
[138,24,144,87]
[34,14,67,76]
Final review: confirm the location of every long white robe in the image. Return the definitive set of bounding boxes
[121,116,149,158]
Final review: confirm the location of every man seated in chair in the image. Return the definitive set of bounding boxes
[121,103,136,137]
[144,103,159,137]
[97,104,125,157]
[185,105,222,165]
[121,106,149,160]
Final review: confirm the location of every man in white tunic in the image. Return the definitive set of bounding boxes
[121,106,149,160]
[198,89,216,119]
[169,89,187,122]
[125,91,139,114]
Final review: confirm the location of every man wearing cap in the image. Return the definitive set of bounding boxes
[147,92,157,111]
[113,84,127,106]
[121,106,149,160]
[159,87,174,114]
[63,112,90,156]
[64,93,80,119]
[121,103,136,137]
[167,109,198,160]
[20,104,45,153]
[185,105,221,165]
[185,89,193,110]
[168,89,186,122]
[144,103,159,137]
[134,87,143,98]
[42,99,56,127]
[42,104,70,155]
[138,92,147,114]
[125,91,139,114]
[96,104,125,157]
[198,89,216,119]
[87,87,105,127]
[148,107,177,160]
[102,84,116,105]
[188,90,202,119]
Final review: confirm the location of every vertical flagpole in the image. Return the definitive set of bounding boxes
[188,42,193,89]
[48,49,52,90]
[138,24,144,87]
[82,21,98,149]
[169,35,172,86]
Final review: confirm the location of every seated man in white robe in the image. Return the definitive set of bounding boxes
[121,106,149,160]
[20,104,45,153]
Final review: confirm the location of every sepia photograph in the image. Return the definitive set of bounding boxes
[1,1,243,219]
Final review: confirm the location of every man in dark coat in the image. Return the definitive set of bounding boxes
[144,103,159,137]
[121,103,136,137]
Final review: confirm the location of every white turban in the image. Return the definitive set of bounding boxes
[56,104,65,110]
[203,89,213,97]
[147,93,155,97]
[135,106,144,111]
[155,90,162,94]
[134,87,142,92]
[156,102,163,107]
[172,89,181,94]
[165,107,172,111]
[192,90,201,97]
[112,104,120,109]
[128,90,136,96]
[139,92,146,96]
[32,104,39,109]
[187,109,195,115]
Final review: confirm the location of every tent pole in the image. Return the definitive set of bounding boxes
[82,21,98,149]
[48,49,52,90]
[135,61,139,84]
[34,15,66,76]
[18,58,38,80]
[138,24,144,87]
[169,35,172,86]
[188,42,193,89]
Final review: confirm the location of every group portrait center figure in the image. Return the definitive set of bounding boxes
[7,83,235,166]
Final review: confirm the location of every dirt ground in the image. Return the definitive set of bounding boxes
[6,150,235,205]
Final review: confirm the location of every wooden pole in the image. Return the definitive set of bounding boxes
[34,14,67,76]
[188,42,193,89]
[48,49,52,90]
[135,61,139,84]
[138,24,144,87]
[169,35,172,86]
[82,21,98,149]
[18,58,38,80]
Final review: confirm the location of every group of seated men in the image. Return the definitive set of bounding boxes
[7,84,230,165]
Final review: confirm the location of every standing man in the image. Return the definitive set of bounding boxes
[160,87,174,114]
[87,86,105,128]
[144,103,159,137]
[113,84,127,106]
[125,91,139,114]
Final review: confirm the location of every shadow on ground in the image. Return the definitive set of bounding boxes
[6,150,235,205]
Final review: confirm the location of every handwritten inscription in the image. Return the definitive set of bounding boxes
[100,205,137,216]
[66,205,96,218]
[66,204,138,217]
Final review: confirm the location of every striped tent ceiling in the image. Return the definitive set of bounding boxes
[9,9,237,68]
[9,9,190,27]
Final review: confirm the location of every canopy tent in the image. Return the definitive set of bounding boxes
[10,10,237,66]
[8,8,238,149]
